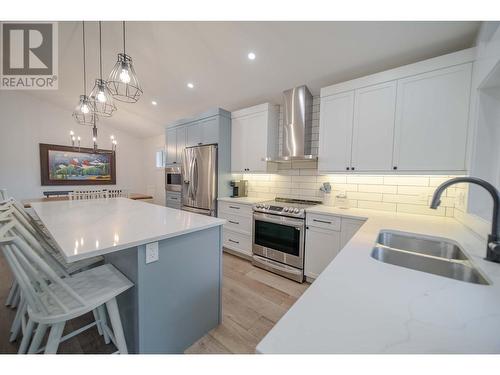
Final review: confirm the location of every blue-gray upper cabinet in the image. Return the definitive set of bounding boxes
[166,127,186,165]
[165,109,232,199]
[186,117,219,147]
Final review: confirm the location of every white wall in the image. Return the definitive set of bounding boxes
[142,134,166,206]
[0,91,148,201]
[454,21,500,238]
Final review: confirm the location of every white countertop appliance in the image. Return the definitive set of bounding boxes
[252,198,320,282]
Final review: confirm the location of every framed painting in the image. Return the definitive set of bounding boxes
[39,143,116,185]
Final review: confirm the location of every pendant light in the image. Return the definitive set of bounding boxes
[89,21,116,117]
[73,21,98,126]
[108,21,143,103]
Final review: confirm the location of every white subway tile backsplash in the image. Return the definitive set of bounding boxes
[358,201,397,212]
[331,183,358,192]
[397,203,446,217]
[322,175,347,184]
[383,194,428,205]
[243,170,458,218]
[396,185,435,195]
[383,176,430,186]
[346,175,385,185]
[429,176,453,187]
[358,184,397,194]
[347,192,383,202]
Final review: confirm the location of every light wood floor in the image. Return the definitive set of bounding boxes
[185,252,309,354]
[0,251,308,354]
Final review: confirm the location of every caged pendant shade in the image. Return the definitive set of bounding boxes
[108,21,143,103]
[73,94,98,125]
[73,21,97,126]
[89,22,116,117]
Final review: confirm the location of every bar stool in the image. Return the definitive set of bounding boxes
[0,221,133,354]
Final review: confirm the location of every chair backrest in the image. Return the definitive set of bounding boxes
[69,189,106,200]
[0,189,8,200]
[106,188,129,198]
[0,204,69,277]
[0,220,88,318]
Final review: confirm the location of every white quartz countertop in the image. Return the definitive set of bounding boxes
[31,198,225,263]
[257,205,500,353]
[217,196,268,205]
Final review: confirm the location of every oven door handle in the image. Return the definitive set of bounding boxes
[253,213,304,228]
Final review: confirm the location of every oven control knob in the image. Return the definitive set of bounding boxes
[264,205,270,209]
[283,207,289,212]
[294,208,300,214]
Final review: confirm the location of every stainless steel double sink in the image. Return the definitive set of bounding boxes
[371,231,489,285]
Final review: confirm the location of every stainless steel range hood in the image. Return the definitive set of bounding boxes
[266,85,316,162]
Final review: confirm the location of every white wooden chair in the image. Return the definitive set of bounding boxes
[0,220,133,354]
[0,199,105,344]
[106,189,129,198]
[0,189,9,200]
[69,189,106,200]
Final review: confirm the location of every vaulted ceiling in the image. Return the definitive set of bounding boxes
[24,21,480,138]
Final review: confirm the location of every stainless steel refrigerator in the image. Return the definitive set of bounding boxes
[181,144,218,216]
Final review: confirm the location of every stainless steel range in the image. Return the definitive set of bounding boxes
[252,198,320,283]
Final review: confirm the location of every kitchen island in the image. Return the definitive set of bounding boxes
[30,198,226,354]
[257,206,500,354]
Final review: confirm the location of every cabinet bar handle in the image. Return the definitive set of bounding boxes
[228,220,239,225]
[228,239,239,244]
[229,206,240,209]
[313,219,332,224]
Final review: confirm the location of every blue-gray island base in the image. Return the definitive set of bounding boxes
[105,226,222,353]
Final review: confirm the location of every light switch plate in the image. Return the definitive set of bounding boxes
[145,242,159,264]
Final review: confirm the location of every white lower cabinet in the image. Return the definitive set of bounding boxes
[340,218,365,249]
[218,201,254,258]
[304,225,341,279]
[305,213,364,280]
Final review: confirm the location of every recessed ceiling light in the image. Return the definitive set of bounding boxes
[151,100,157,106]
[187,83,194,89]
[247,52,256,60]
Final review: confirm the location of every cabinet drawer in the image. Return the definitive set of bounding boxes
[166,192,181,209]
[306,213,341,231]
[166,202,181,210]
[218,212,252,235]
[218,201,253,216]
[223,230,252,255]
[166,192,181,203]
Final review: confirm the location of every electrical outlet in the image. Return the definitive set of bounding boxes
[145,242,159,264]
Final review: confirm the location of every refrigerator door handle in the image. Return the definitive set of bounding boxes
[193,157,199,198]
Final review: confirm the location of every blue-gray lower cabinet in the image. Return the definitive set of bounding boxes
[104,226,223,353]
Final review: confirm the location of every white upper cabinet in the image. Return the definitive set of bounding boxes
[231,103,278,173]
[231,115,247,173]
[319,49,475,174]
[351,81,397,171]
[318,91,354,172]
[393,63,472,171]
